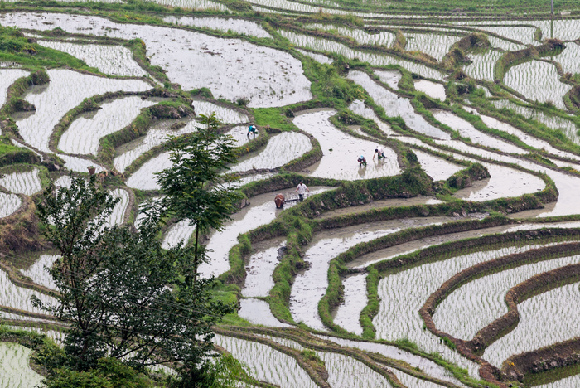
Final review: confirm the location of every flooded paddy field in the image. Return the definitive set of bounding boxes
[4,2,580,387]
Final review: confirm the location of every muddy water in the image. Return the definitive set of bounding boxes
[413,149,463,181]
[455,162,544,202]
[242,240,286,298]
[238,298,290,327]
[374,69,401,90]
[229,132,311,173]
[332,273,367,335]
[402,135,580,217]
[0,69,29,110]
[315,195,443,220]
[289,226,403,331]
[414,80,446,100]
[483,281,580,369]
[347,71,451,140]
[114,119,197,173]
[14,69,150,153]
[37,41,147,76]
[0,13,312,108]
[433,111,525,154]
[199,187,332,279]
[348,99,394,136]
[293,110,400,180]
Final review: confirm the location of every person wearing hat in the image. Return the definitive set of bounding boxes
[247,124,257,139]
[358,155,367,167]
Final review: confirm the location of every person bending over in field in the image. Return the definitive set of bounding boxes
[247,124,257,139]
[358,155,367,167]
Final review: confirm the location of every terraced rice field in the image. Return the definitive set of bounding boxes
[504,61,572,109]
[4,4,580,387]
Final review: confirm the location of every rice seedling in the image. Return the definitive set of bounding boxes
[317,351,392,387]
[348,99,394,135]
[0,168,41,196]
[59,96,156,155]
[475,26,539,46]
[15,69,151,153]
[142,0,228,10]
[404,32,460,61]
[432,111,525,154]
[347,71,450,139]
[414,80,446,100]
[374,69,401,90]
[114,119,199,173]
[20,254,60,290]
[434,255,580,341]
[290,228,402,331]
[374,245,558,379]
[491,99,580,144]
[228,132,311,173]
[305,23,396,47]
[37,41,147,76]
[483,281,580,368]
[192,99,249,124]
[322,335,467,383]
[0,192,21,218]
[163,16,271,38]
[0,69,28,110]
[391,369,447,388]
[213,335,317,388]
[296,49,333,65]
[279,31,444,80]
[126,152,172,191]
[161,220,196,249]
[0,13,312,108]
[293,110,400,180]
[0,266,56,314]
[504,61,571,110]
[58,154,105,173]
[412,149,463,181]
[462,50,502,81]
[470,109,580,161]
[0,343,43,388]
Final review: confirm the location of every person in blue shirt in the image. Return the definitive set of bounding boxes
[247,124,257,139]
[358,155,367,167]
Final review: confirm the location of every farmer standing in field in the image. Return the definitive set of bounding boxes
[373,145,385,161]
[296,181,309,201]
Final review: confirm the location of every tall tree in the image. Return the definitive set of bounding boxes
[35,175,231,377]
[156,113,242,385]
[156,112,242,281]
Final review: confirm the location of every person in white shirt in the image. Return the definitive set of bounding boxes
[373,145,385,160]
[296,181,309,201]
